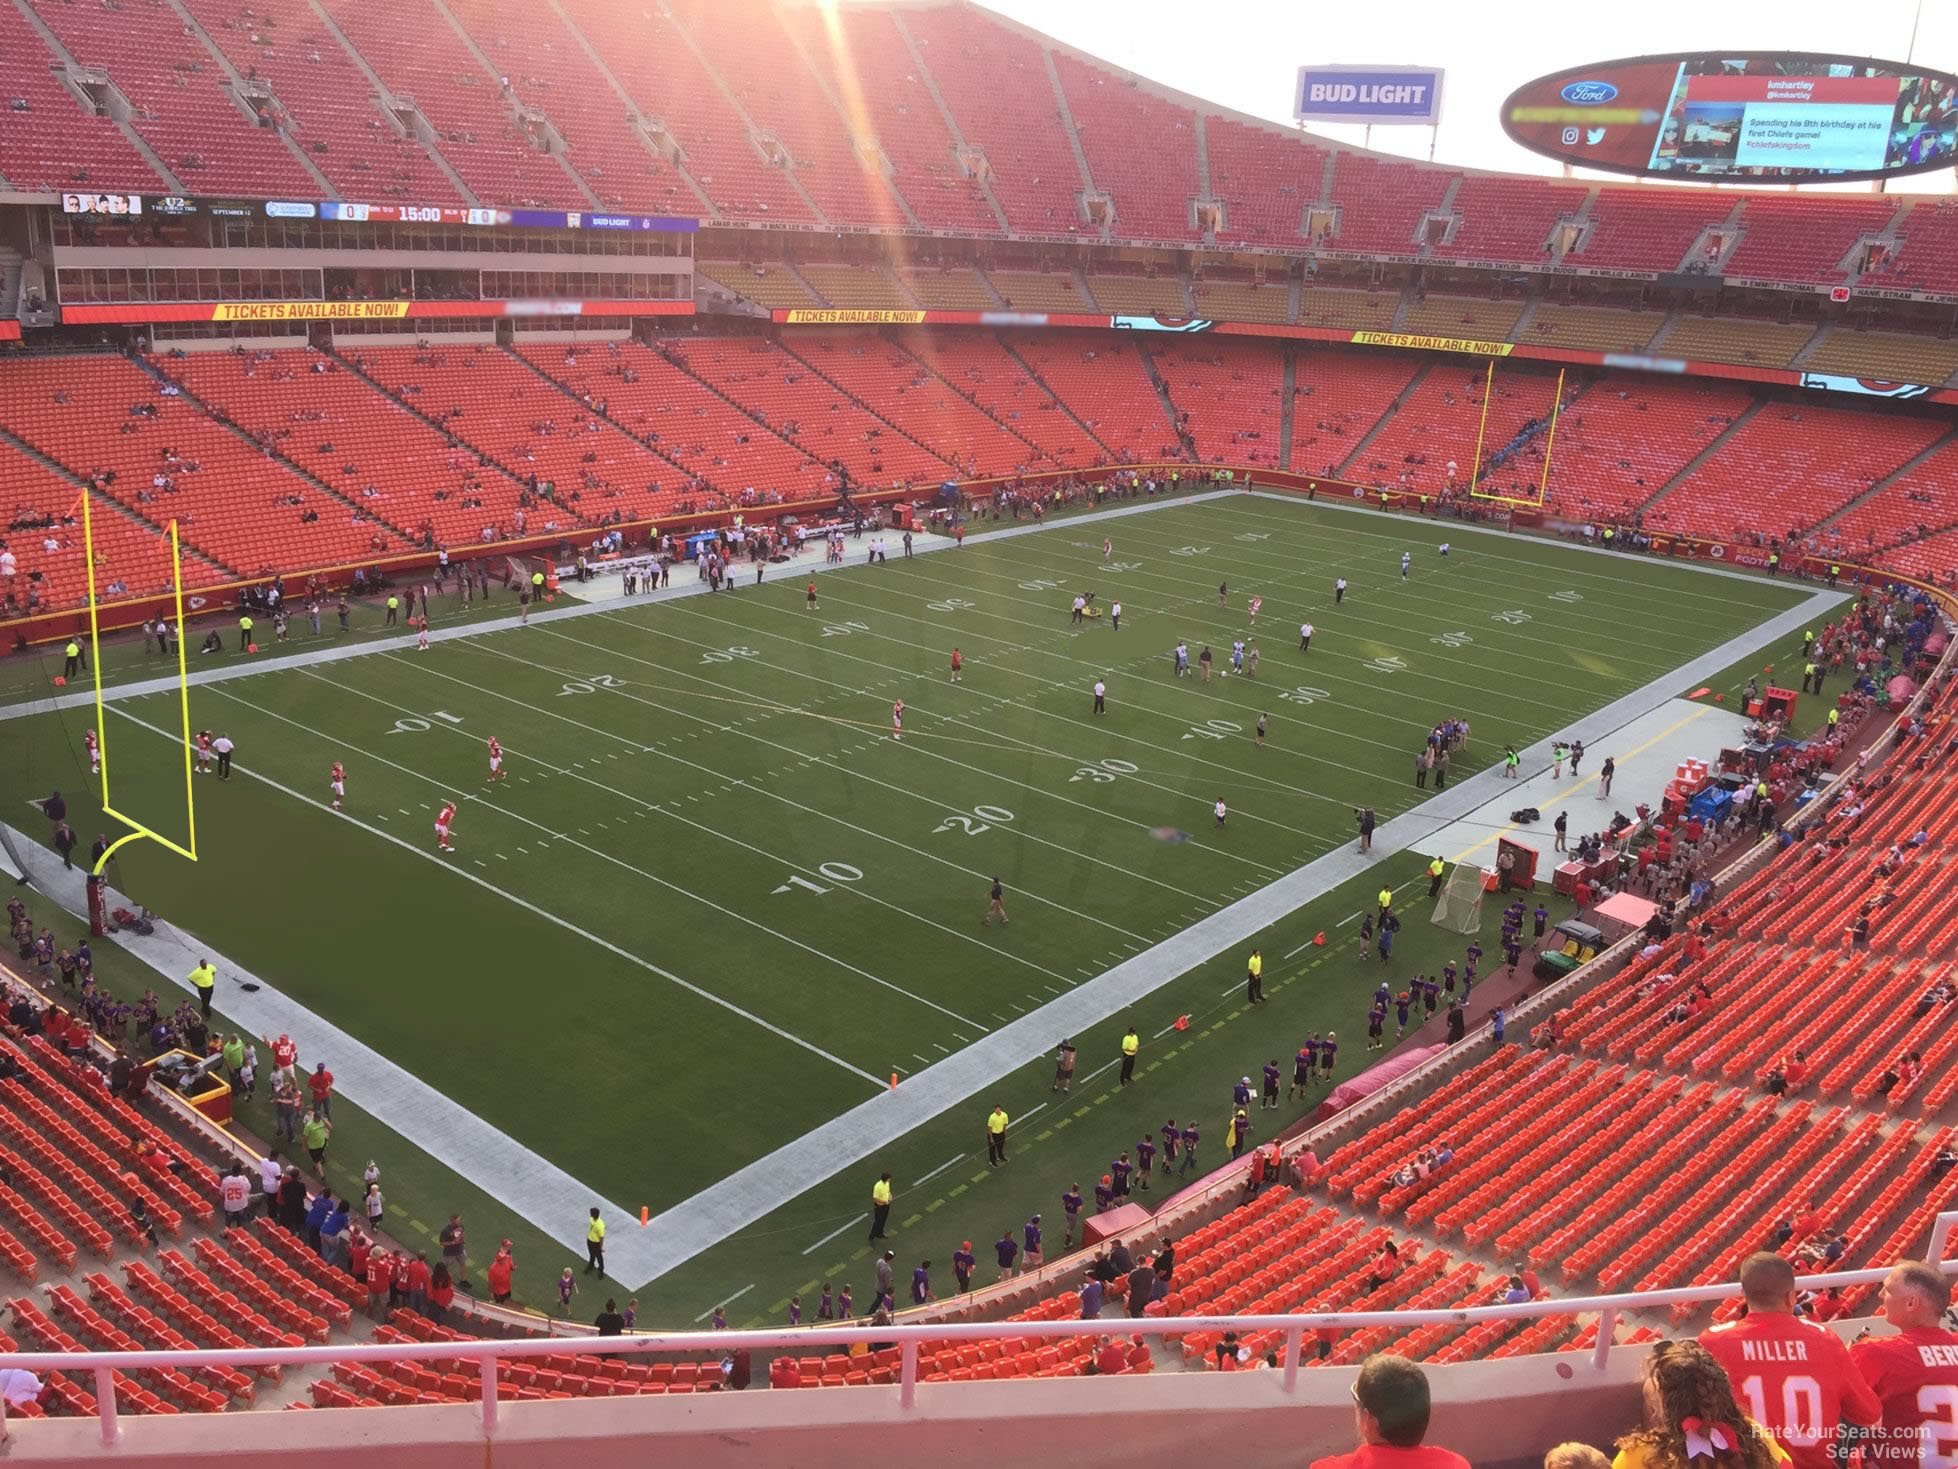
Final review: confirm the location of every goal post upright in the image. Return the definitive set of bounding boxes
[81,486,199,875]
[1534,367,1566,509]
[1466,357,1495,496]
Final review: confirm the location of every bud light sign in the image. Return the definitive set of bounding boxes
[1294,66,1446,125]
[1560,80,1620,104]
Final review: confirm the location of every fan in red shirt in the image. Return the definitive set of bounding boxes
[308,1062,334,1115]
[1310,1354,1469,1469]
[1850,1261,1958,1467]
[1701,1253,1879,1469]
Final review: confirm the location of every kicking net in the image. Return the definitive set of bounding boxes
[1430,861,1485,935]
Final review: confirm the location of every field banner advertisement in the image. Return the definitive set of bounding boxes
[780,308,927,325]
[1351,331,1514,357]
[60,298,695,326]
[1294,65,1445,125]
[1503,51,1958,184]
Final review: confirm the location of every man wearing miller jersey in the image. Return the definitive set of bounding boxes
[1700,1254,1878,1469]
[1851,1261,1958,1467]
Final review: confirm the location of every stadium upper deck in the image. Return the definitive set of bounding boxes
[0,0,1948,296]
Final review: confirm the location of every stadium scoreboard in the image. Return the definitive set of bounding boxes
[1503,51,1958,183]
[60,193,697,233]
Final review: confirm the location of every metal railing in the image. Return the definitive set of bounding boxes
[6,1227,1956,1446]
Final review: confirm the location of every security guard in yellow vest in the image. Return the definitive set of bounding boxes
[986,1105,1009,1166]
[1428,855,1447,898]
[868,1173,893,1241]
[187,958,217,1017]
[585,1208,606,1274]
[237,613,253,651]
[1246,949,1264,1005]
[63,640,84,678]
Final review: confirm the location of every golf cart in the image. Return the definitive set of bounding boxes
[1532,919,1606,982]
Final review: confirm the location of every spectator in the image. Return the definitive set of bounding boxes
[1367,1241,1401,1292]
[304,1189,332,1251]
[439,1213,468,1288]
[320,1196,351,1268]
[276,1167,305,1237]
[308,1061,334,1118]
[1079,1275,1104,1320]
[402,1251,425,1315]
[364,1248,390,1318]
[1545,1448,1610,1469]
[1612,1339,1788,1469]
[301,1108,331,1173]
[1090,1335,1128,1375]
[1310,1353,1470,1468]
[427,1262,455,1325]
[487,1240,515,1305]
[594,1297,626,1335]
[1125,1258,1157,1318]
[219,1163,251,1228]
[1701,1253,1878,1469]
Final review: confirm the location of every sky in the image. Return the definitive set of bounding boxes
[978,0,1958,192]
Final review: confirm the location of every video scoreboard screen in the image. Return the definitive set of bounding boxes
[60,194,696,233]
[1503,52,1958,184]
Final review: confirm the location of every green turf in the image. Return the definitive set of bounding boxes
[4,495,1813,1321]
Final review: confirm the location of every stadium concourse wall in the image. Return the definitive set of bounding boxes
[773,306,1958,405]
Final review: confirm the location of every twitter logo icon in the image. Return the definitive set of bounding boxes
[1584,127,1607,145]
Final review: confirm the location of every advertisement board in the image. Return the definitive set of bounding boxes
[1295,66,1445,125]
[60,194,696,233]
[1502,51,1958,183]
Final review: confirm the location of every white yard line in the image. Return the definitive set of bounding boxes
[224,674,996,1033]
[799,1216,868,1258]
[910,1155,967,1189]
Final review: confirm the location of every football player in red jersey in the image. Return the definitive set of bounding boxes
[1702,1254,1879,1469]
[329,762,346,811]
[435,802,457,852]
[83,729,99,776]
[891,700,904,741]
[1851,1261,1958,1467]
[486,736,505,782]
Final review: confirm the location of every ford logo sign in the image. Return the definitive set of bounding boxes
[1561,80,1618,104]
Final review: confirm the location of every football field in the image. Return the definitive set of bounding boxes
[5,493,1821,1317]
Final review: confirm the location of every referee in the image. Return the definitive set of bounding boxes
[1092,678,1106,715]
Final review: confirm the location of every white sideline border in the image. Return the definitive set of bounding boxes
[0,492,1846,1288]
